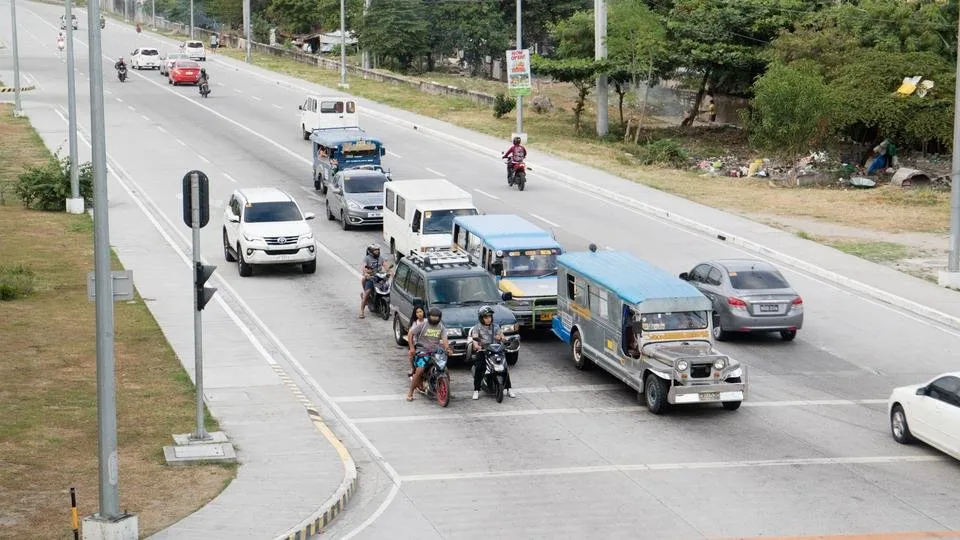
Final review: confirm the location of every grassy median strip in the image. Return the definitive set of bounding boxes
[0,104,234,538]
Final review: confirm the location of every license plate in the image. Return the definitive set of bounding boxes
[368,212,382,218]
[538,311,555,321]
[699,392,720,401]
[758,304,779,313]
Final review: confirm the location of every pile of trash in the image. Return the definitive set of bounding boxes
[694,156,776,178]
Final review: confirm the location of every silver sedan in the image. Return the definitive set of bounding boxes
[679,259,803,341]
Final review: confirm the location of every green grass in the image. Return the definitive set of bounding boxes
[823,239,912,262]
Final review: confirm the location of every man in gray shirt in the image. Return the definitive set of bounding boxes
[360,244,386,318]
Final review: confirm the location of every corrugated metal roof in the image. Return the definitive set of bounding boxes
[558,250,705,305]
[453,215,561,251]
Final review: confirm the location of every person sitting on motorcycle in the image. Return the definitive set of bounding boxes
[406,305,427,381]
[406,307,452,401]
[502,136,527,183]
[100,15,105,26]
[470,305,514,400]
[198,68,210,87]
[115,57,126,71]
[135,23,141,33]
[359,244,385,318]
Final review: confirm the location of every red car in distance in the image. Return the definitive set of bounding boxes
[168,60,202,86]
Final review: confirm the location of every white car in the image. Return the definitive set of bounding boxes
[889,371,960,460]
[160,52,189,75]
[130,47,161,70]
[183,40,206,61]
[222,188,317,276]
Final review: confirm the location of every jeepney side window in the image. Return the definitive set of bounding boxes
[454,225,467,249]
[396,196,406,218]
[566,274,576,299]
[606,292,618,323]
[334,101,344,113]
[346,101,356,113]
[385,189,395,212]
[588,286,607,320]
[574,280,588,306]
[467,232,482,259]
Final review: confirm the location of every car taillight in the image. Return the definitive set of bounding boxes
[728,297,747,309]
[790,296,803,311]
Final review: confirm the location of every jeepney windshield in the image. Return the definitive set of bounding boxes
[501,249,560,277]
[639,311,709,332]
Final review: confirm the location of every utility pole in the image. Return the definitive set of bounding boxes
[10,0,22,116]
[65,0,83,215]
[189,0,194,39]
[361,0,371,69]
[594,0,608,137]
[151,0,155,29]
[243,0,251,62]
[338,0,348,88]
[515,0,523,141]
[942,11,960,289]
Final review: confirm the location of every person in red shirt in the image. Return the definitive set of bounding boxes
[502,136,527,184]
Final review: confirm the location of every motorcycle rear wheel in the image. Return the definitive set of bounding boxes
[436,374,450,407]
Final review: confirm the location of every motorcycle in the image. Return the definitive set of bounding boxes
[198,80,211,98]
[117,64,127,82]
[472,342,508,403]
[505,158,528,191]
[367,270,391,320]
[415,348,450,407]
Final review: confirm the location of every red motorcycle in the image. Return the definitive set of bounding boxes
[505,157,527,191]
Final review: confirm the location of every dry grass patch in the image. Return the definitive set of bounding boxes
[0,104,234,538]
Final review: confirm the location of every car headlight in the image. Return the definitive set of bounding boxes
[713,358,726,370]
[243,233,262,243]
[446,328,462,338]
[676,360,689,372]
[501,324,518,333]
[346,200,362,210]
[300,232,314,242]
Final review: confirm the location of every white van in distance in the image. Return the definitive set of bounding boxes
[383,179,478,257]
[299,95,358,139]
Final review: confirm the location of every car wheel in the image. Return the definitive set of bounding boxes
[891,405,914,444]
[302,125,310,140]
[712,313,729,341]
[340,211,350,231]
[237,244,252,277]
[722,400,742,411]
[222,229,236,262]
[326,201,335,221]
[319,181,328,195]
[393,314,407,346]
[571,330,590,370]
[780,329,797,341]
[302,259,316,274]
[644,373,669,415]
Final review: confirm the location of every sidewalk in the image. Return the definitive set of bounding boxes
[21,101,356,538]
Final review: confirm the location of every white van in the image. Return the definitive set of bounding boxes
[299,95,359,139]
[383,179,479,257]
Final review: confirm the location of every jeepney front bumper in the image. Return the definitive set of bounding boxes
[667,365,748,405]
[507,297,558,329]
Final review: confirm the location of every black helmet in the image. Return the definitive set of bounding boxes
[478,305,494,322]
[366,244,380,256]
[428,307,442,321]
[512,136,521,145]
[200,68,206,74]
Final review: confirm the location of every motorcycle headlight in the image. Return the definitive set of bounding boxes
[446,328,463,338]
[494,363,505,372]
[346,200,362,210]
[676,360,689,372]
[501,324,517,333]
[713,358,726,370]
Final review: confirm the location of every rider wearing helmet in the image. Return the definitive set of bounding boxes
[359,244,386,318]
[502,136,527,184]
[114,56,126,70]
[469,305,514,399]
[198,67,209,86]
[406,307,452,401]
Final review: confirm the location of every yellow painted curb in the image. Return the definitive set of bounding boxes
[0,86,36,93]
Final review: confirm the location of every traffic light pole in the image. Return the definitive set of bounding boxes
[190,173,209,441]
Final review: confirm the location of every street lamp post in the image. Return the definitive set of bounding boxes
[243,0,251,63]
[65,0,83,214]
[338,0,348,89]
[594,0,608,137]
[9,0,23,117]
[514,0,523,140]
[941,13,960,290]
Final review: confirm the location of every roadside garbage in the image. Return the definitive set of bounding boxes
[895,76,935,98]
[848,177,877,188]
[891,168,932,188]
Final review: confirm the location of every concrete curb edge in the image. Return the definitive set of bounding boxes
[0,85,36,92]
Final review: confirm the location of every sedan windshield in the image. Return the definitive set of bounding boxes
[428,276,502,305]
[502,249,560,277]
[639,311,709,332]
[344,175,386,193]
[243,201,302,223]
[422,208,478,235]
[729,270,790,290]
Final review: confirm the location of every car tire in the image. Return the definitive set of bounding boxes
[325,202,335,220]
[238,244,252,277]
[506,351,518,366]
[222,229,236,262]
[722,401,742,411]
[302,125,310,140]
[302,259,317,274]
[712,313,729,341]
[571,330,590,370]
[393,314,407,346]
[780,329,797,341]
[891,405,915,444]
[340,211,350,231]
[644,373,669,415]
[319,181,328,195]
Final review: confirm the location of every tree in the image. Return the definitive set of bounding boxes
[362,0,429,72]
[265,0,325,34]
[496,0,591,49]
[424,0,510,76]
[607,0,666,124]
[548,10,594,60]
[532,56,605,133]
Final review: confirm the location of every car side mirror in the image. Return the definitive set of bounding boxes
[501,291,513,301]
[298,105,303,110]
[916,386,927,396]
[413,297,425,309]
[228,214,240,223]
[678,272,689,281]
[411,222,420,233]
[491,260,504,277]
[304,212,315,220]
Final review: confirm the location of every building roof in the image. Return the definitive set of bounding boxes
[453,214,561,251]
[558,250,706,306]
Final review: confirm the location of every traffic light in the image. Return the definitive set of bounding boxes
[195,262,217,311]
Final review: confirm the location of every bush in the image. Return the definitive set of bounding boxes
[0,264,36,301]
[14,156,93,211]
[493,93,516,119]
[634,139,688,168]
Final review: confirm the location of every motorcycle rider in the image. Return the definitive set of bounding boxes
[198,68,210,93]
[406,307,452,401]
[100,14,105,28]
[115,56,127,75]
[470,305,515,400]
[56,33,65,55]
[359,244,385,318]
[501,136,527,184]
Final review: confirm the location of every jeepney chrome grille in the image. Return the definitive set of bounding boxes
[690,364,712,378]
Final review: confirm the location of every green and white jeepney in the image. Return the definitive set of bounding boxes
[552,247,747,414]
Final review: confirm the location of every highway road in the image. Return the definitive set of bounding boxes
[4,3,960,538]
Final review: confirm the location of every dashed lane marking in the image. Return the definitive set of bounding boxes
[474,188,500,201]
[528,213,560,228]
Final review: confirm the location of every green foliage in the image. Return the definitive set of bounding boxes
[746,63,838,156]
[532,55,605,134]
[425,1,509,76]
[634,139,689,168]
[607,0,666,76]
[549,10,595,60]
[14,156,93,212]
[0,264,36,301]
[493,93,517,119]
[363,0,429,72]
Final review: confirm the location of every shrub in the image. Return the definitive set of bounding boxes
[634,139,688,168]
[493,93,516,119]
[0,264,36,301]
[14,156,93,211]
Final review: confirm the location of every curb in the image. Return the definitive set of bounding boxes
[0,86,36,93]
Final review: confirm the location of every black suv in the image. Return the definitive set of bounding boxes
[390,251,521,364]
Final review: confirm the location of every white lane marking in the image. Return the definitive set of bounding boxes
[399,455,946,482]
[528,213,560,228]
[474,189,500,201]
[223,173,238,183]
[387,150,403,158]
[272,103,282,109]
[175,139,186,146]
[141,115,150,121]
[425,167,445,177]
[250,95,262,102]
[115,97,123,102]
[127,105,136,111]
[197,155,210,163]
[217,82,225,87]
[233,88,242,93]
[156,126,167,133]
[104,89,113,95]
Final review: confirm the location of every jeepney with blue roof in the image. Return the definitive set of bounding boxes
[552,245,747,414]
[310,127,388,194]
[451,214,562,329]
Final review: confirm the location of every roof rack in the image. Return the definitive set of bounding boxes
[407,250,474,270]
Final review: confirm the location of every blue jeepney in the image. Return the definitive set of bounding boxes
[310,127,387,194]
[552,246,747,414]
[452,214,562,330]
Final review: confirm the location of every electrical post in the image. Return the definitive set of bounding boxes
[361,0,371,69]
[338,0,348,89]
[189,0,194,39]
[594,0,608,137]
[243,0,251,63]
[941,13,960,289]
[10,0,23,116]
[151,0,155,29]
[65,0,84,215]
[514,0,523,142]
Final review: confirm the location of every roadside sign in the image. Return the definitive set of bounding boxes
[87,270,135,301]
[181,170,210,228]
[506,49,531,97]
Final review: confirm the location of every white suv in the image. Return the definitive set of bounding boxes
[130,47,161,70]
[222,188,317,276]
[184,40,206,61]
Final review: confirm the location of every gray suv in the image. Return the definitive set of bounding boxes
[325,169,388,230]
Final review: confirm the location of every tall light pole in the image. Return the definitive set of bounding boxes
[243,0,251,62]
[65,0,83,214]
[594,0,608,136]
[338,0,348,88]
[151,0,155,29]
[515,0,523,140]
[9,0,23,116]
[361,0,371,69]
[189,0,194,39]
[944,13,960,288]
